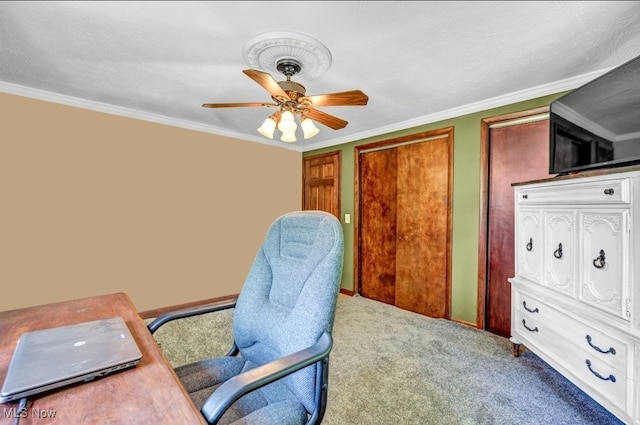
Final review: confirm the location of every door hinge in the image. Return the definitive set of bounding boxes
[626,298,631,319]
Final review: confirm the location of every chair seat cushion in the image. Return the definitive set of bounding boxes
[175,356,308,425]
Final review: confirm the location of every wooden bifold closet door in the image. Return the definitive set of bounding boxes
[356,128,453,318]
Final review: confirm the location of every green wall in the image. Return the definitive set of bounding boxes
[304,92,567,324]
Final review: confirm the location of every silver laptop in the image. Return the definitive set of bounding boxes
[1,316,142,403]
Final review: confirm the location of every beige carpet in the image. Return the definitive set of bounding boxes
[150,294,622,425]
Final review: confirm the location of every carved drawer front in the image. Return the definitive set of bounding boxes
[540,307,628,373]
[514,292,629,412]
[566,346,629,413]
[544,210,576,296]
[513,292,561,355]
[579,210,630,320]
[517,178,630,205]
[517,209,542,284]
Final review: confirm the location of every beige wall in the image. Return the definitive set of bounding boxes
[0,93,302,312]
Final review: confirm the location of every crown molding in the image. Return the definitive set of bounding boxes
[0,81,303,152]
[299,66,613,152]
[0,66,611,154]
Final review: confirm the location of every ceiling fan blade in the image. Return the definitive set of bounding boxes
[243,69,291,102]
[305,108,348,130]
[300,90,369,107]
[202,102,278,108]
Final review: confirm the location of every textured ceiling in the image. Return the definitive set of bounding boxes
[1,1,640,152]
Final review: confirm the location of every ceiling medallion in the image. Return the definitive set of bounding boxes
[243,31,332,81]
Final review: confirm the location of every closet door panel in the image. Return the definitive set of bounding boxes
[396,139,449,317]
[359,148,398,305]
[356,127,452,319]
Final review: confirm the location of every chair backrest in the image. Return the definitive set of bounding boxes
[232,210,344,413]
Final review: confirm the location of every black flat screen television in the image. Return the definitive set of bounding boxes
[549,54,640,175]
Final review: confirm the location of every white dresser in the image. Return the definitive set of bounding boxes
[509,167,640,425]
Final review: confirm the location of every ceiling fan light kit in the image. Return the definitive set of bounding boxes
[277,110,297,133]
[202,31,368,143]
[257,115,277,139]
[300,117,320,139]
[280,131,297,143]
[257,108,320,142]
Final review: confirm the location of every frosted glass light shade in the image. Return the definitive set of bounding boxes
[277,110,297,133]
[281,131,297,143]
[257,117,276,139]
[301,118,320,139]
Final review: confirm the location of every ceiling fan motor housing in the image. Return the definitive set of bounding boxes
[275,59,306,101]
[276,59,302,77]
[278,80,306,101]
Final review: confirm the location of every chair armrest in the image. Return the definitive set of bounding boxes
[200,331,333,424]
[147,298,237,334]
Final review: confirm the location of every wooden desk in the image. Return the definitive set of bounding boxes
[0,293,207,425]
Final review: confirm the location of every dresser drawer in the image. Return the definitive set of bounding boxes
[514,308,629,413]
[514,291,629,371]
[517,178,630,205]
[563,345,629,413]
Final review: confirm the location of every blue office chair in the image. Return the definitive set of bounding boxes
[148,211,344,425]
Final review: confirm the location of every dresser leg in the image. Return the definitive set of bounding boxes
[512,343,521,357]
[509,337,522,357]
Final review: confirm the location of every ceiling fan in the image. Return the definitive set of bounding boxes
[202,59,369,142]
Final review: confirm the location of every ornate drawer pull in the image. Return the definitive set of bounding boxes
[586,335,616,355]
[553,243,563,259]
[526,238,533,251]
[522,301,539,314]
[603,188,615,195]
[521,319,538,333]
[585,359,616,382]
[522,194,528,199]
[592,249,606,269]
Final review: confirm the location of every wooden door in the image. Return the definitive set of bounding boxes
[357,128,453,318]
[359,148,398,305]
[303,151,340,218]
[479,110,550,337]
